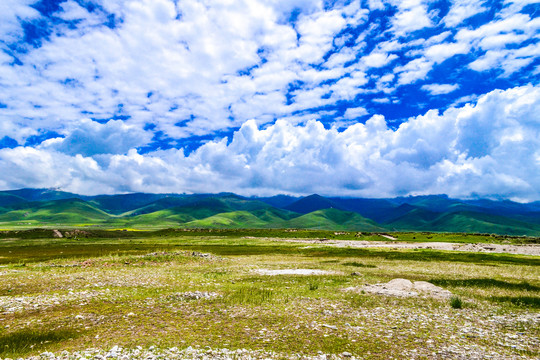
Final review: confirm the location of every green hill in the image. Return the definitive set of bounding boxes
[119,209,196,227]
[385,208,443,230]
[0,189,538,235]
[0,198,111,224]
[285,194,343,214]
[184,211,268,229]
[126,196,200,216]
[427,211,540,236]
[0,193,27,208]
[128,194,271,217]
[89,193,172,214]
[387,210,540,235]
[2,188,82,202]
[169,198,234,219]
[251,207,300,222]
[284,208,387,231]
[207,194,274,212]
[124,197,243,226]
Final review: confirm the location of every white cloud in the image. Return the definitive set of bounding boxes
[367,0,385,11]
[468,50,505,71]
[469,44,539,76]
[343,107,369,119]
[395,58,433,85]
[421,83,460,95]
[456,14,532,42]
[479,33,529,50]
[0,0,39,44]
[1,85,538,200]
[424,42,470,63]
[423,31,452,46]
[0,0,539,201]
[0,119,37,144]
[362,52,398,68]
[329,71,369,101]
[56,1,91,21]
[389,0,434,36]
[0,0,378,145]
[295,9,347,65]
[324,47,357,68]
[444,0,487,27]
[40,119,153,156]
[1,0,535,148]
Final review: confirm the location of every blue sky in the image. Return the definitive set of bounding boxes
[0,0,539,200]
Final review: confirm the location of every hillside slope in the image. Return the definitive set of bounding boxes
[0,189,538,235]
[0,199,111,224]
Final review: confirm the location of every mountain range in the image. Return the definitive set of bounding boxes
[0,189,539,235]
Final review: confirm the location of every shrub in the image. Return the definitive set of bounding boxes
[450,295,462,309]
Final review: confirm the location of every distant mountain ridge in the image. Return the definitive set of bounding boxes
[0,188,539,235]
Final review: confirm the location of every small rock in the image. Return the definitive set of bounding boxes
[322,324,338,330]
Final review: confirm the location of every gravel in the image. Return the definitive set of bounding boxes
[2,346,354,360]
[253,269,337,276]
[0,290,106,314]
[167,291,221,300]
[272,239,540,256]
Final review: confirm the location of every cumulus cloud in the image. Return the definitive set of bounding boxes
[1,86,538,201]
[0,0,538,200]
[41,119,153,156]
[0,0,537,141]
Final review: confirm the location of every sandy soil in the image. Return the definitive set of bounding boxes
[271,239,540,256]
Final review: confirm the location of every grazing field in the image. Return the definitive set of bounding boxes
[0,229,539,359]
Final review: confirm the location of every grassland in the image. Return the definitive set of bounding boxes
[0,230,539,359]
[2,190,540,236]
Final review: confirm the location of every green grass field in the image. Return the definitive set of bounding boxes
[0,230,539,359]
[2,192,540,236]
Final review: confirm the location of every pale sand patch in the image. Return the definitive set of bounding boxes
[270,239,540,256]
[253,269,337,276]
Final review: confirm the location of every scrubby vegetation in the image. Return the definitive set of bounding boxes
[0,230,538,359]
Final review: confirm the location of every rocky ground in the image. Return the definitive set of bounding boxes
[2,346,355,360]
[345,278,453,298]
[1,237,538,360]
[274,239,540,256]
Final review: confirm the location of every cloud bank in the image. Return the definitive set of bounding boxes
[1,85,538,201]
